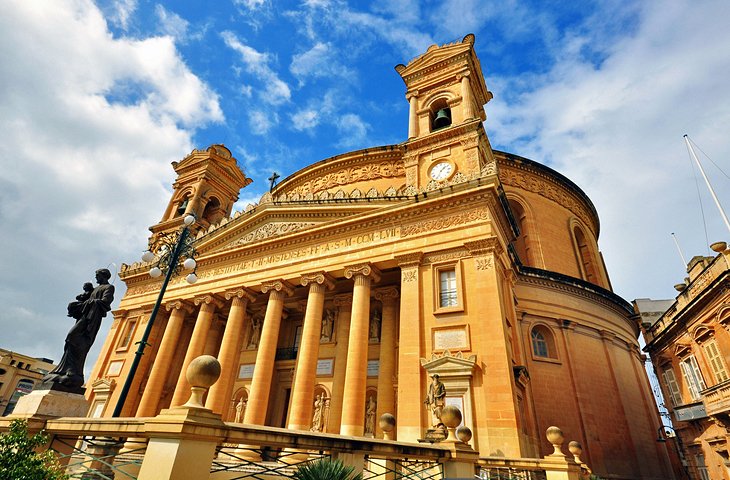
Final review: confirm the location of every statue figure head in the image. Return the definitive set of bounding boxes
[95,268,112,283]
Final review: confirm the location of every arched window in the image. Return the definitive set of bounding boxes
[572,223,600,284]
[202,197,224,225]
[530,325,557,360]
[508,199,532,266]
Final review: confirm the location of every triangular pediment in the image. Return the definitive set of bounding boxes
[420,350,478,378]
[397,36,474,78]
[193,200,393,256]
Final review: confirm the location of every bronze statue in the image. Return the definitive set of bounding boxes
[43,269,115,392]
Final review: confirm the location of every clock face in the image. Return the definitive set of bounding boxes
[430,161,454,180]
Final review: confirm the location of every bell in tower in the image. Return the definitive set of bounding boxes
[151,144,252,241]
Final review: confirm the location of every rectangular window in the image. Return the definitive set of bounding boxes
[439,269,457,307]
[680,356,707,400]
[661,368,683,406]
[696,454,710,480]
[704,340,728,383]
[117,319,137,351]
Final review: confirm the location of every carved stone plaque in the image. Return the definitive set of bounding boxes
[367,360,380,377]
[316,359,334,376]
[433,327,469,350]
[238,364,255,379]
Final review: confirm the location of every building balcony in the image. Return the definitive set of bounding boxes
[702,379,730,417]
[673,400,708,422]
[275,347,298,361]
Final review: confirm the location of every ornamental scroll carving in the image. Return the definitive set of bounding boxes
[290,160,405,196]
[228,222,317,248]
[401,207,489,237]
[499,167,593,230]
[344,263,382,283]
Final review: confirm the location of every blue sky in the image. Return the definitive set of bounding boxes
[1,0,730,364]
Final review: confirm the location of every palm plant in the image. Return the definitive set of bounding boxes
[293,458,363,480]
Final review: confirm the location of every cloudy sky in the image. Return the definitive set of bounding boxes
[1,0,729,368]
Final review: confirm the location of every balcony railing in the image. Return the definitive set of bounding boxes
[702,379,730,417]
[672,400,708,422]
[275,347,298,360]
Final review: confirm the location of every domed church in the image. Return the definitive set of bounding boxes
[89,34,671,479]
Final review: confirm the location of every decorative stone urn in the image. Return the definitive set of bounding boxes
[379,413,396,440]
[440,405,462,443]
[183,355,221,408]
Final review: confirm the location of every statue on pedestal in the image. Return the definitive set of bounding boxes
[43,269,115,392]
[425,373,446,428]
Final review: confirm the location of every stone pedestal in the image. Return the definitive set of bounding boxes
[11,388,89,418]
[419,426,447,443]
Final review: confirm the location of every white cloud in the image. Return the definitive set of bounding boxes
[108,0,138,30]
[221,31,291,105]
[0,0,222,362]
[249,110,277,135]
[336,113,369,148]
[155,4,189,42]
[487,0,730,300]
[291,109,319,131]
[290,42,354,83]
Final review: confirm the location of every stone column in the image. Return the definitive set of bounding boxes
[329,294,352,430]
[206,288,256,414]
[407,92,419,139]
[460,73,474,120]
[395,253,423,441]
[374,286,399,438]
[288,272,335,430]
[243,280,294,425]
[171,295,223,406]
[136,300,192,417]
[340,263,381,436]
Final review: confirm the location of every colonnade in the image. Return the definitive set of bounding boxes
[132,262,403,438]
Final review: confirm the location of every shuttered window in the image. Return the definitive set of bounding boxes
[704,340,728,383]
[662,368,683,406]
[680,356,707,400]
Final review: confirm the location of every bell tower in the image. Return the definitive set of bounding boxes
[395,34,495,189]
[151,144,252,241]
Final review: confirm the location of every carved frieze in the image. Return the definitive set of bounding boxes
[227,222,318,249]
[288,160,405,196]
[499,166,593,230]
[401,207,489,237]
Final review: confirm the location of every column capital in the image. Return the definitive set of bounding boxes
[333,293,353,307]
[344,263,381,283]
[464,238,503,257]
[261,279,295,296]
[405,90,419,100]
[193,294,224,309]
[224,287,257,303]
[456,70,471,81]
[394,252,423,268]
[300,271,335,290]
[374,287,400,303]
[165,299,193,314]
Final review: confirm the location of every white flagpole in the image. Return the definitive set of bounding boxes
[684,134,730,236]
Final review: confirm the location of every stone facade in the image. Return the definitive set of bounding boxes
[644,244,730,480]
[88,35,671,479]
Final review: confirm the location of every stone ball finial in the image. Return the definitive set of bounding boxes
[546,426,565,456]
[568,440,583,463]
[379,413,396,440]
[183,355,221,409]
[456,425,472,444]
[441,405,462,443]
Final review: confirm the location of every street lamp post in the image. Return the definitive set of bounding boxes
[111,214,198,417]
[657,425,691,480]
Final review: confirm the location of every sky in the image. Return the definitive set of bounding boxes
[1,0,730,370]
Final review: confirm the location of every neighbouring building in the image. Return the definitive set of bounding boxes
[0,349,55,415]
[644,242,730,480]
[88,35,672,479]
